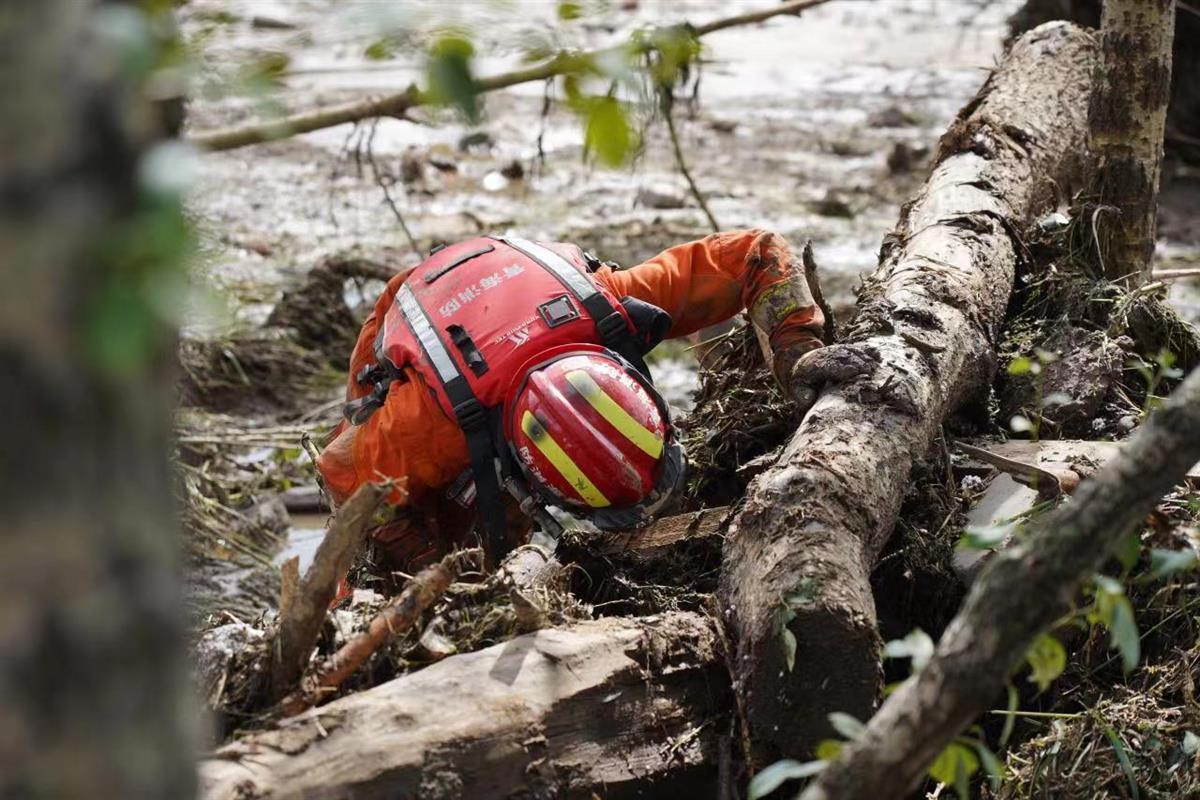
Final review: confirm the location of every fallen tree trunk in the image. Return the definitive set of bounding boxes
[719,22,1097,759]
[200,611,725,799]
[800,361,1200,800]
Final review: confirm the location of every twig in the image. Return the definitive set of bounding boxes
[269,482,391,701]
[802,240,838,343]
[363,117,422,260]
[187,0,835,152]
[663,98,720,232]
[1151,268,1200,281]
[280,548,480,715]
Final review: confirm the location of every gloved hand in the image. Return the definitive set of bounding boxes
[773,342,881,415]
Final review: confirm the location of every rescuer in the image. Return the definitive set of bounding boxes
[317,229,829,571]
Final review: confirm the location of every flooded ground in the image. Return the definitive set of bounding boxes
[179,0,1199,593]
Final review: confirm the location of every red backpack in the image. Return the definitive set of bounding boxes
[345,236,670,558]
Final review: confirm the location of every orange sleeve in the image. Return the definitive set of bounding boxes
[593,229,824,351]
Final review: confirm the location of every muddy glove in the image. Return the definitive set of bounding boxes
[779,343,882,413]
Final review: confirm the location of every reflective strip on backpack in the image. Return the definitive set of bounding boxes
[397,285,461,385]
[505,238,599,304]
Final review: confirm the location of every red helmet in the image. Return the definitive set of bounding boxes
[503,345,685,528]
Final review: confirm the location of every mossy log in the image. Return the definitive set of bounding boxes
[718,22,1098,760]
[199,611,725,799]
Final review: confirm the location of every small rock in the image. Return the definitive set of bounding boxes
[810,191,855,218]
[886,142,928,175]
[499,159,525,180]
[867,105,921,128]
[635,184,688,210]
[458,131,494,152]
[1115,415,1138,433]
[400,150,424,184]
[708,117,739,134]
[251,15,298,30]
[481,171,509,192]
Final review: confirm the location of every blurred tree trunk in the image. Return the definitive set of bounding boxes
[0,1,195,797]
[1088,0,1176,284]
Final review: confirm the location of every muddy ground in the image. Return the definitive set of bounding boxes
[178,2,1200,794]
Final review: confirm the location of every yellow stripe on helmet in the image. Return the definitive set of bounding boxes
[565,370,664,459]
[521,410,610,508]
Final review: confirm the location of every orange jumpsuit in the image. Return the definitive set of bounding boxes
[317,229,823,569]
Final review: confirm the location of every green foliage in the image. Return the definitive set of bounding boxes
[581,96,634,167]
[883,628,934,672]
[557,1,583,21]
[1143,547,1199,582]
[1006,348,1062,440]
[827,712,866,741]
[959,522,1014,551]
[928,742,979,798]
[83,5,195,378]
[1129,349,1183,415]
[425,31,480,122]
[1024,633,1067,690]
[773,582,818,673]
[747,759,827,799]
[1089,575,1140,673]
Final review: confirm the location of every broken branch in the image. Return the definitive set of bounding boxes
[187,0,835,152]
[281,547,480,715]
[269,481,389,701]
[801,365,1200,800]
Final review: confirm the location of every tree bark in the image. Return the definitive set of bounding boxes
[199,611,725,799]
[1088,0,1176,284]
[718,22,1097,760]
[800,363,1200,800]
[270,482,388,701]
[0,2,195,796]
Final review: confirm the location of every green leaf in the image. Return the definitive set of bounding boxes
[883,629,935,672]
[1118,530,1142,573]
[583,96,633,167]
[828,712,866,741]
[1109,594,1140,673]
[1101,723,1140,800]
[1024,633,1066,691]
[815,739,843,760]
[557,1,583,20]
[426,32,479,122]
[959,523,1013,551]
[1007,356,1032,375]
[928,742,979,795]
[365,39,394,61]
[781,627,797,673]
[974,739,1007,790]
[1145,548,1199,582]
[747,759,826,799]
[1000,684,1018,747]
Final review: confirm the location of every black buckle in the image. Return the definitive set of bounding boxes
[454,398,487,431]
[595,312,627,341]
